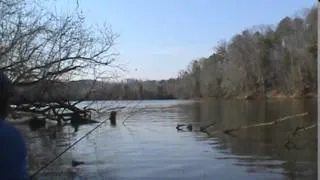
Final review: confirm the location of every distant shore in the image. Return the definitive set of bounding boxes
[11,90,317,104]
[233,91,317,100]
[189,91,317,101]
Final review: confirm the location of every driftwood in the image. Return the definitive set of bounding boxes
[223,112,309,135]
[196,112,314,151]
[199,122,217,134]
[284,123,317,150]
[28,117,46,131]
[11,101,93,124]
[22,104,125,135]
[290,123,317,136]
[176,112,310,137]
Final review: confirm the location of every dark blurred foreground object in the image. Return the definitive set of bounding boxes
[109,111,117,126]
[0,71,15,118]
[0,71,29,179]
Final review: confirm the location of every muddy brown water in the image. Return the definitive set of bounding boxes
[15,99,317,180]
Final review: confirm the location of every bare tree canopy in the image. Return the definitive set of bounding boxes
[91,6,316,101]
[0,0,119,125]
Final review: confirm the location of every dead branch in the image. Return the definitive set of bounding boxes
[284,123,317,150]
[200,122,217,134]
[291,123,317,136]
[223,112,309,134]
[194,112,314,151]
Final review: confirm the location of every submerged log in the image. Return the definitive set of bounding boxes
[284,123,317,150]
[223,112,309,135]
[109,111,117,126]
[199,122,217,135]
[28,117,46,131]
[70,112,99,124]
[70,112,99,132]
[71,160,85,167]
[187,124,193,131]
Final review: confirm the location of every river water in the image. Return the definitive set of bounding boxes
[17,99,317,179]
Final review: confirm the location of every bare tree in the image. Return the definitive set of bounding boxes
[0,0,120,125]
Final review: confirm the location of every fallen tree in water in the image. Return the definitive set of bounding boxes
[194,112,310,135]
[218,112,316,150]
[11,100,97,126]
[222,112,309,135]
[177,112,315,150]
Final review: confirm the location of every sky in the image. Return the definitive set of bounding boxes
[47,0,316,81]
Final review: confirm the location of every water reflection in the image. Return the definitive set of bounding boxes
[185,99,317,179]
[16,99,317,179]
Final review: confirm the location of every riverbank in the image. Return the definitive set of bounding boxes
[10,90,317,104]
[187,90,317,101]
[234,91,317,100]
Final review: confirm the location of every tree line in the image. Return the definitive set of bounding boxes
[67,5,316,101]
[173,6,317,99]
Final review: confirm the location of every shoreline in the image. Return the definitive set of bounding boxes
[234,91,317,100]
[10,92,317,103]
[189,92,317,101]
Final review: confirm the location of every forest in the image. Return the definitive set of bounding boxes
[37,5,317,101]
[172,5,317,99]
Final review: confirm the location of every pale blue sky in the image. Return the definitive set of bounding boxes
[48,0,316,80]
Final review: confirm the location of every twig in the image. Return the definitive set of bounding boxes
[199,122,217,135]
[200,122,217,131]
[292,123,317,136]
